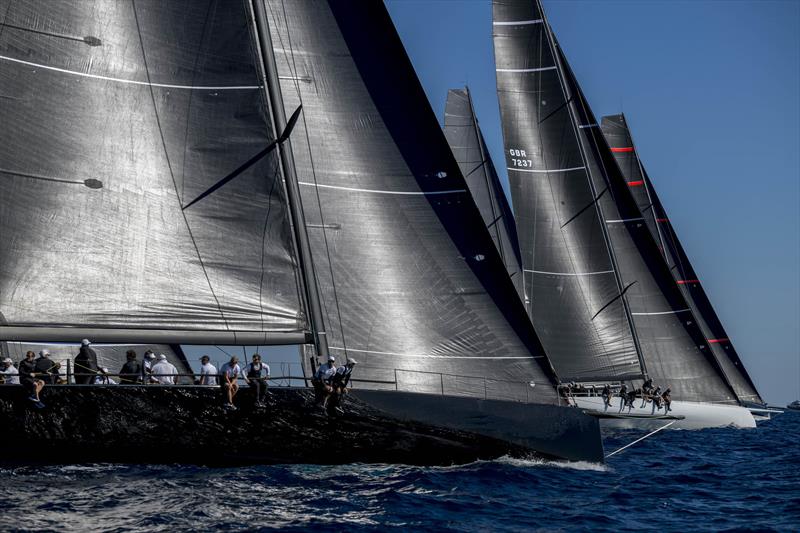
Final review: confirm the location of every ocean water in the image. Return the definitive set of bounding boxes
[1,412,798,532]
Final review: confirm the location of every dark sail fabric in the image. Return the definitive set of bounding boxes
[443,87,524,301]
[0,0,307,343]
[264,0,558,403]
[493,0,736,403]
[492,1,642,382]
[601,114,763,404]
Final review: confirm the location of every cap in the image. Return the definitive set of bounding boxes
[157,354,167,360]
[327,355,335,362]
[200,355,210,361]
[39,349,50,357]
[81,339,91,345]
[2,358,12,364]
[347,359,357,365]
[101,367,109,373]
[146,353,156,359]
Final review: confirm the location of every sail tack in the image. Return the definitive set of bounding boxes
[601,114,763,404]
[0,0,307,343]
[263,0,558,402]
[443,88,525,301]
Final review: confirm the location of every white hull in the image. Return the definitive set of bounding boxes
[574,396,756,430]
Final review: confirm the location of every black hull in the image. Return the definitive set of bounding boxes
[0,386,602,465]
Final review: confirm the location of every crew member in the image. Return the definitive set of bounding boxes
[617,384,628,413]
[328,359,357,414]
[244,353,270,407]
[651,386,663,413]
[18,351,44,408]
[662,387,672,412]
[0,357,19,385]
[151,354,178,385]
[219,356,241,410]
[312,355,337,406]
[197,355,218,386]
[74,338,99,384]
[119,350,142,384]
[142,351,158,383]
[34,349,60,385]
[95,368,118,385]
[601,384,613,411]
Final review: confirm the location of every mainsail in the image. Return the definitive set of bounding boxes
[601,114,763,404]
[493,0,737,403]
[443,87,524,301]
[0,0,308,344]
[264,0,558,402]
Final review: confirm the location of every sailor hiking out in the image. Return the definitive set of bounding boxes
[0,357,19,385]
[327,359,357,414]
[197,355,218,386]
[220,356,241,410]
[18,351,45,408]
[244,354,270,407]
[312,355,337,408]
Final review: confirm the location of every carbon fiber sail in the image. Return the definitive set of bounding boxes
[492,1,642,383]
[493,0,736,403]
[0,0,308,344]
[443,87,524,301]
[601,114,763,404]
[264,0,558,402]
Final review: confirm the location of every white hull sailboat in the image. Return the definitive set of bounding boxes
[573,396,756,430]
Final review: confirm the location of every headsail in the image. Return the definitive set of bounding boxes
[264,0,558,402]
[493,0,737,403]
[601,114,763,404]
[492,0,642,383]
[0,0,308,344]
[443,87,524,301]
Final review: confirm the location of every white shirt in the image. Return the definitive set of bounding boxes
[315,362,336,381]
[151,360,178,384]
[199,362,218,386]
[220,362,241,382]
[94,375,118,385]
[0,365,19,385]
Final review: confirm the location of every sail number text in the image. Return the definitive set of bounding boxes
[509,148,532,168]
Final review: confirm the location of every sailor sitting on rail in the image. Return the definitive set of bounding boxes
[617,384,628,413]
[640,377,654,408]
[625,388,639,413]
[601,384,613,411]
[312,355,337,407]
[328,359,358,414]
[650,386,663,414]
[662,387,672,412]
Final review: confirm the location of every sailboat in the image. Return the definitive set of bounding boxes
[491,0,756,429]
[600,114,778,422]
[0,0,602,463]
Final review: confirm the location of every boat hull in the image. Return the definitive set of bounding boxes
[353,390,604,463]
[573,396,756,430]
[0,385,603,465]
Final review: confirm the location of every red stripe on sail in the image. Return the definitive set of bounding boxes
[676,279,700,284]
[611,147,634,153]
[707,338,729,344]
[627,180,644,186]
[656,218,669,222]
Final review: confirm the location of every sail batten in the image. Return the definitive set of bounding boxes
[0,0,307,337]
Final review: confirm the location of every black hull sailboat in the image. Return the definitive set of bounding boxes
[0,0,603,463]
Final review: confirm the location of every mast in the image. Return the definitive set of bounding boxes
[539,12,648,378]
[250,0,329,361]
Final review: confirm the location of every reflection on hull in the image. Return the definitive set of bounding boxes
[574,396,756,430]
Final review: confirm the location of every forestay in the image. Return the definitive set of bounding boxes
[263,0,558,402]
[0,0,308,344]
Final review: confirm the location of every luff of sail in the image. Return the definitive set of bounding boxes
[492,1,643,383]
[601,114,764,405]
[443,87,525,302]
[264,0,558,403]
[0,0,309,344]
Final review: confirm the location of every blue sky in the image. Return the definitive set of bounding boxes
[384,0,800,405]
